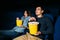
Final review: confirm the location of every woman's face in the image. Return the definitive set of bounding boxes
[24,11,28,17]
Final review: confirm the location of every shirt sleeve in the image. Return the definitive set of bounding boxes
[21,16,24,21]
[23,16,31,27]
[40,17,53,34]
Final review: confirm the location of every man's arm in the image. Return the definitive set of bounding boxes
[40,17,53,34]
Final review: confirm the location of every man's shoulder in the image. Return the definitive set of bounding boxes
[43,16,50,19]
[43,16,52,22]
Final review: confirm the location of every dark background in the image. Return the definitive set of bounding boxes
[0,0,60,30]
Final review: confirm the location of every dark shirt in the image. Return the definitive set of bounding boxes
[36,16,53,39]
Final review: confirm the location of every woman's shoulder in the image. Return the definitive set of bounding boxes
[21,16,24,18]
[27,16,31,19]
[28,16,31,18]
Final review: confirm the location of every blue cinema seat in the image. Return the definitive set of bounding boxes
[54,16,60,40]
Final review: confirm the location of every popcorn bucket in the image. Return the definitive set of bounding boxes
[16,20,22,27]
[28,22,39,35]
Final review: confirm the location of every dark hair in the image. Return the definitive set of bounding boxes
[35,5,44,10]
[35,5,45,15]
[24,10,31,16]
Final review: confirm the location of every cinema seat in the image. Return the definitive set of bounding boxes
[54,16,60,40]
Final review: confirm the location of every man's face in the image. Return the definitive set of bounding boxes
[35,7,44,16]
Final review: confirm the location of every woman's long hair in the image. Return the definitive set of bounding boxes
[24,10,31,16]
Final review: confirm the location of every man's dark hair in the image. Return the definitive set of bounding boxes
[35,5,44,10]
[35,5,45,15]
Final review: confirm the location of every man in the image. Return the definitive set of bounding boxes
[30,6,53,40]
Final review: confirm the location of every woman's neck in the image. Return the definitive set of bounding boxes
[24,16,28,18]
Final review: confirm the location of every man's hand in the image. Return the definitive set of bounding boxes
[29,17,36,21]
[35,31,41,35]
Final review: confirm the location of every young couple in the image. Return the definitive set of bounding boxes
[13,6,53,40]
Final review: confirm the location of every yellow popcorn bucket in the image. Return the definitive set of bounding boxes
[16,20,22,27]
[28,22,39,35]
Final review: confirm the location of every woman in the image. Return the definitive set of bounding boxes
[13,10,31,33]
[0,10,31,39]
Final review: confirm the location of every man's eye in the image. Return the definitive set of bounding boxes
[38,9,40,10]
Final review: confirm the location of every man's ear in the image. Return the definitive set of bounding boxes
[42,10,44,13]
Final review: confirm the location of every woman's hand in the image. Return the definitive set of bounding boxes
[19,25,23,27]
[16,17,19,20]
[26,27,29,29]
